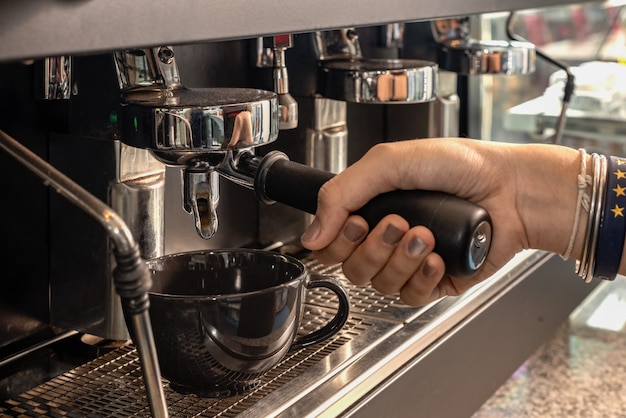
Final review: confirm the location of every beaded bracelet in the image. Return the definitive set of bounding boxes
[593,156,626,281]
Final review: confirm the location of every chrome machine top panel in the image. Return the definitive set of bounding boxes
[0,0,590,63]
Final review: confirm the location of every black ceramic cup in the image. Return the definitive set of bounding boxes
[146,249,350,397]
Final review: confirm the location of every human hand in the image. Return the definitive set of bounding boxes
[300,138,581,306]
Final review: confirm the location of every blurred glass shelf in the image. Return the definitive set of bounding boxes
[506,95,626,143]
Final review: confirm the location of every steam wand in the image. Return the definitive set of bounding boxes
[0,129,168,418]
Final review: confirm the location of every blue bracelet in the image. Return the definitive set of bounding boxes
[593,156,626,280]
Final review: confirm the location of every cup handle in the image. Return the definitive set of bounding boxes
[290,274,350,351]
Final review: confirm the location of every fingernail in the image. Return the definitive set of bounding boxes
[301,217,321,243]
[407,237,427,258]
[382,224,404,246]
[343,223,366,243]
[422,260,436,277]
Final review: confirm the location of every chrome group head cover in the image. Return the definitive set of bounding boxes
[438,38,536,76]
[119,87,279,166]
[319,58,439,104]
[432,17,536,76]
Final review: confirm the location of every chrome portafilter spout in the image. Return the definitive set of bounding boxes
[182,166,220,239]
[0,129,168,418]
[115,46,279,239]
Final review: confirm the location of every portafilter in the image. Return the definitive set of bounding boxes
[116,49,492,278]
[120,95,491,276]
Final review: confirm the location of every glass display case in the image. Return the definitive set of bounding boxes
[479,2,626,155]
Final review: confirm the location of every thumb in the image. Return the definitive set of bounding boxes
[300,177,351,250]
[301,141,421,250]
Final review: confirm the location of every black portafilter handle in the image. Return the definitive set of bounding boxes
[254,151,492,278]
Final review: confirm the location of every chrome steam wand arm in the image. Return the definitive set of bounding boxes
[0,129,168,418]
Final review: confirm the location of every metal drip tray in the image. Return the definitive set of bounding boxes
[1,250,557,417]
[0,309,399,417]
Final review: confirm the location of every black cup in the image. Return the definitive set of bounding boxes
[146,249,350,397]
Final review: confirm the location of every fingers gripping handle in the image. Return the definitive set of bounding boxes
[256,151,492,278]
[358,190,492,277]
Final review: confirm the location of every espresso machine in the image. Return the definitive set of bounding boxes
[0,1,600,416]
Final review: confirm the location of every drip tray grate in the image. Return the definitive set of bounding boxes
[1,256,415,417]
[0,311,384,417]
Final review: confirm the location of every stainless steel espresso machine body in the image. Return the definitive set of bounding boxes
[0,1,601,416]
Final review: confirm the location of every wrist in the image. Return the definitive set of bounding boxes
[514,144,584,256]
